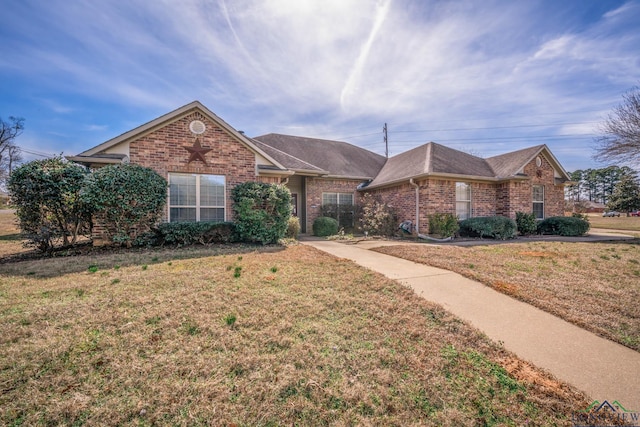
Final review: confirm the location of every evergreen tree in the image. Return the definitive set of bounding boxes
[607,174,640,214]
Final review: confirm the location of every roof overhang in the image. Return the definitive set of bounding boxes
[66,154,128,167]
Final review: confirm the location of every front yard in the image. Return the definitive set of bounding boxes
[0,212,594,425]
[374,239,640,352]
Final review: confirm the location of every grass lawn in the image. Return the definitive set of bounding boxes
[0,216,594,425]
[374,239,640,352]
[586,213,640,233]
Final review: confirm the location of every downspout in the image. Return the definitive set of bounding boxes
[281,177,289,185]
[409,178,419,234]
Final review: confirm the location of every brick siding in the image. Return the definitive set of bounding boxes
[129,112,257,222]
[360,155,565,234]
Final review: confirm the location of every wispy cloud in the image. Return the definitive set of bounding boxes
[1,0,639,171]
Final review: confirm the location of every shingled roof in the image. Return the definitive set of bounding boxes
[364,142,570,189]
[253,133,386,179]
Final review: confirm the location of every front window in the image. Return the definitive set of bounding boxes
[322,192,354,229]
[322,192,353,206]
[168,173,225,222]
[533,185,544,219]
[456,182,471,220]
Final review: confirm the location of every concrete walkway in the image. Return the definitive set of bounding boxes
[301,238,640,408]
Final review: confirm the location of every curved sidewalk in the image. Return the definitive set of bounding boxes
[302,239,640,407]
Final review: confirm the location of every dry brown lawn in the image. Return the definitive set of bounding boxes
[374,240,640,352]
[0,219,598,425]
[587,213,640,233]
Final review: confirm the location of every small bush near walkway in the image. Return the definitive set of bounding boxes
[313,216,339,237]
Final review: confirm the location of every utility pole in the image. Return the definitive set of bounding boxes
[383,123,388,158]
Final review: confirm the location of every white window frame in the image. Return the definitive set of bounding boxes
[168,173,226,223]
[533,185,544,219]
[455,182,472,220]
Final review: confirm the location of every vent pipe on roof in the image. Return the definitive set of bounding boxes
[409,178,419,234]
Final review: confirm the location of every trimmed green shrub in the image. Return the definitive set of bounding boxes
[8,157,92,252]
[286,216,301,239]
[153,221,237,246]
[428,213,459,238]
[82,164,167,246]
[459,216,517,240]
[537,216,590,236]
[320,203,357,231]
[232,182,292,244]
[515,212,537,236]
[358,193,398,236]
[313,216,339,237]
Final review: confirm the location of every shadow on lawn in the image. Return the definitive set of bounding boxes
[0,242,287,279]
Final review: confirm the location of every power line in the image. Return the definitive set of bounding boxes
[21,148,55,158]
[393,121,599,133]
[391,133,595,144]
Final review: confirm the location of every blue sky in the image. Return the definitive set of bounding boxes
[1,0,639,172]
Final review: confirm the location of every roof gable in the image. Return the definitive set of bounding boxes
[486,144,570,181]
[70,101,286,170]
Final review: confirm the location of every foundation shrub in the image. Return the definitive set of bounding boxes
[232,182,292,244]
[428,213,459,238]
[515,212,537,236]
[459,216,517,240]
[358,193,398,236]
[82,164,167,247]
[153,221,237,246]
[537,216,590,236]
[313,217,339,237]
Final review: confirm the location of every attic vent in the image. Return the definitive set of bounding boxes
[189,120,206,135]
[536,156,542,167]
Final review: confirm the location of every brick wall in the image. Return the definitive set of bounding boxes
[359,154,566,234]
[305,177,362,232]
[128,111,257,222]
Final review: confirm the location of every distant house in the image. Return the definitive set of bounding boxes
[69,101,572,237]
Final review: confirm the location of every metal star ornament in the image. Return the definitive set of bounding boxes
[184,138,212,164]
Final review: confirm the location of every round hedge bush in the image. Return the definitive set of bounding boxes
[313,216,339,237]
[536,216,590,236]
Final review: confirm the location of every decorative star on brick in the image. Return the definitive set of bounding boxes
[184,138,212,164]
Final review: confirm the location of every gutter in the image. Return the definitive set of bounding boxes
[409,178,420,234]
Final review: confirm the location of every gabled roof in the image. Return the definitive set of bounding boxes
[365,142,571,189]
[253,133,386,179]
[486,144,570,180]
[68,101,287,171]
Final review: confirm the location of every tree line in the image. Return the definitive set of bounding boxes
[565,166,637,205]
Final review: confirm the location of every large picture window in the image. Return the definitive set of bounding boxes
[456,182,471,220]
[168,173,225,222]
[533,185,544,219]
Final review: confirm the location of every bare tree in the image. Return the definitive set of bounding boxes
[0,116,24,186]
[594,86,640,165]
